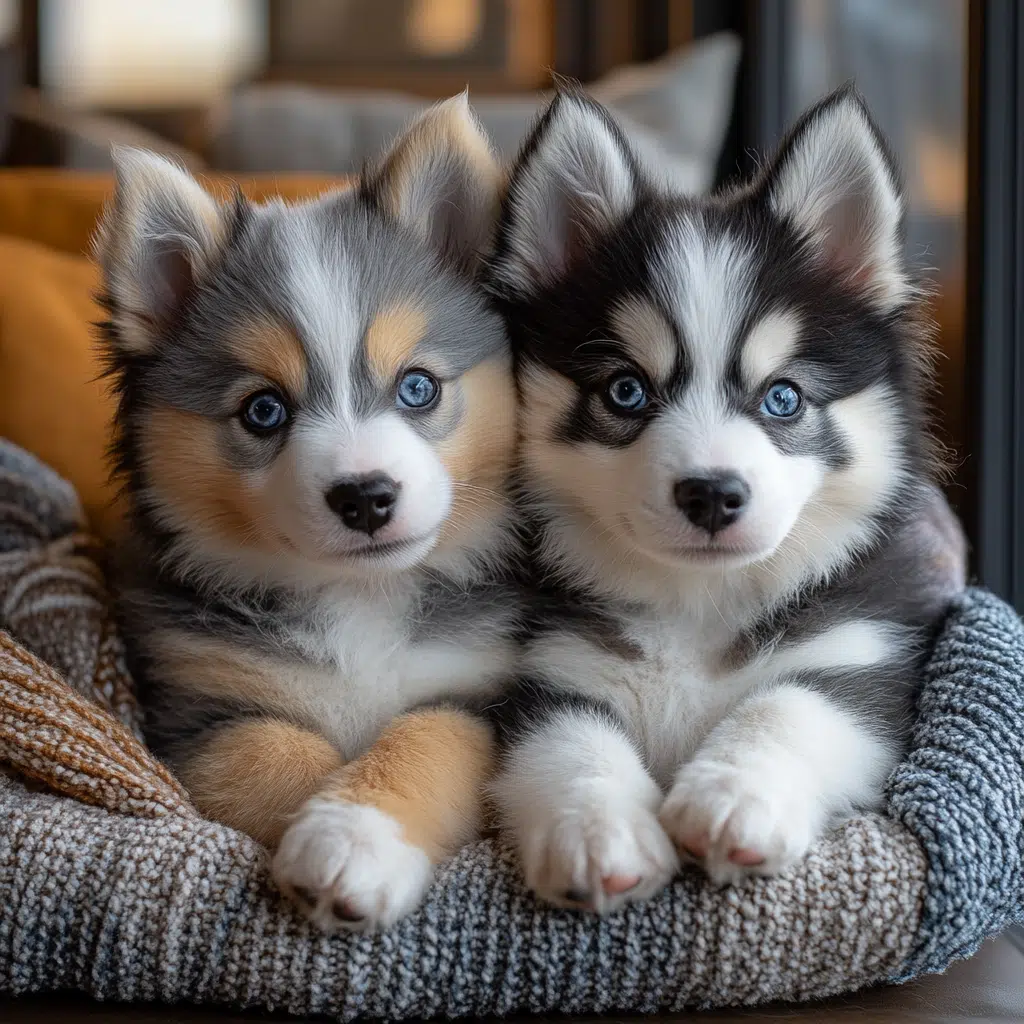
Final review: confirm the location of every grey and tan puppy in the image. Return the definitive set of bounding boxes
[96,96,520,931]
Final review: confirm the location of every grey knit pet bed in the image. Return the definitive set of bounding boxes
[0,437,1022,1018]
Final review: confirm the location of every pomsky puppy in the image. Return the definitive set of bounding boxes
[96,95,519,931]
[485,87,966,911]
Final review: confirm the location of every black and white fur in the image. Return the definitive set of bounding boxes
[485,87,966,911]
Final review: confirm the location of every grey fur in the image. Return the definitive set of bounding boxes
[95,115,521,933]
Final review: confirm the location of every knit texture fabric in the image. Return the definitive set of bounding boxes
[888,587,1024,978]
[0,437,1021,1017]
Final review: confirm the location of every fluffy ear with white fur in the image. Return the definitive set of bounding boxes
[490,91,641,298]
[94,148,227,356]
[362,93,501,271]
[765,87,909,311]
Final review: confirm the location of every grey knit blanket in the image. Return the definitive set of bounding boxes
[0,437,1022,1018]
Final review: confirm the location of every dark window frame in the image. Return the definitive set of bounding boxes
[964,0,1024,611]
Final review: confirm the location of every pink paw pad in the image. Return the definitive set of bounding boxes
[601,873,640,895]
[727,847,765,867]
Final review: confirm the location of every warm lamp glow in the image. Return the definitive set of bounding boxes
[406,0,483,57]
[41,0,267,108]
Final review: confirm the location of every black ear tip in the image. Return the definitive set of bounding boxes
[830,86,893,157]
[817,82,873,123]
[543,87,632,148]
[546,81,608,121]
[783,83,885,156]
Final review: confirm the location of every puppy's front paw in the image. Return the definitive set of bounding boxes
[273,797,432,932]
[517,781,679,913]
[659,758,822,886]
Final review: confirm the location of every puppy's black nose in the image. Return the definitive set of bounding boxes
[325,474,399,535]
[674,473,750,535]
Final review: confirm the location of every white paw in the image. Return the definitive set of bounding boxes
[659,758,823,886]
[272,797,432,932]
[516,780,679,913]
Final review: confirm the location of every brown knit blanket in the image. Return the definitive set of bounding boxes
[0,442,188,820]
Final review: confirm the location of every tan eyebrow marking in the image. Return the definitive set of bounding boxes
[740,311,801,388]
[365,302,429,381]
[610,296,677,381]
[228,317,308,398]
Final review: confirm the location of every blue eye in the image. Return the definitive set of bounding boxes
[761,381,802,418]
[606,373,648,413]
[242,391,288,433]
[397,370,440,409]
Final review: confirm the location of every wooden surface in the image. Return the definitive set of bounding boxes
[2,932,1022,1022]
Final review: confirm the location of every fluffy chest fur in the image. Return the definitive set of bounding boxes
[123,563,519,763]
[523,562,916,790]
[286,582,519,752]
[526,610,741,787]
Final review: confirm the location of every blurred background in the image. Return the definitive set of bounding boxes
[0,1,1019,608]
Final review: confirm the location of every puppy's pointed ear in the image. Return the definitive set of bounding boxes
[94,148,228,355]
[765,87,909,311]
[489,91,641,298]
[362,92,501,271]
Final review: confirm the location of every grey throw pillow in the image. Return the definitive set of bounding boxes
[209,33,740,194]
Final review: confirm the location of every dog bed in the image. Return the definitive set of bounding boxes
[0,437,1022,1018]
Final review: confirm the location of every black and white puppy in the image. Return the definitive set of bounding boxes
[485,87,966,911]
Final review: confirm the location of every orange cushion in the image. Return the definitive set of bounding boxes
[0,170,346,255]
[0,235,118,536]
[0,171,344,539]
